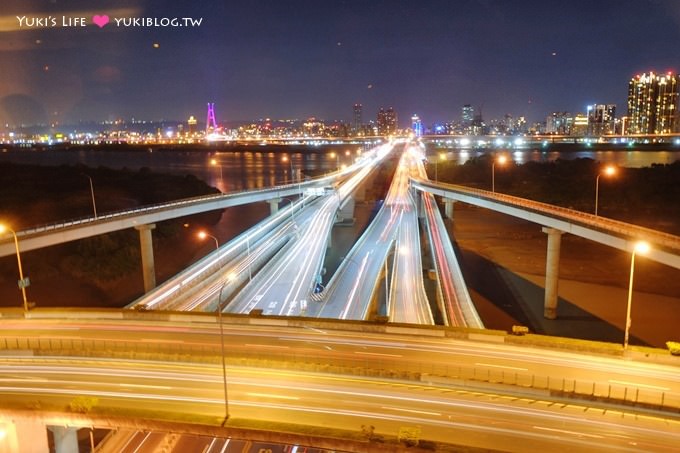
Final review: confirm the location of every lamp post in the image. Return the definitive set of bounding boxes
[0,224,30,312]
[281,155,294,183]
[210,158,223,180]
[81,174,98,219]
[216,282,230,425]
[595,165,616,217]
[624,241,649,350]
[435,152,446,182]
[329,152,339,170]
[280,197,297,224]
[197,231,219,250]
[491,155,508,193]
[198,231,229,424]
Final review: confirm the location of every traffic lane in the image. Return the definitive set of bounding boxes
[2,319,680,394]
[1,361,677,452]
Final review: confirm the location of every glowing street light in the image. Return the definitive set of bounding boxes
[197,230,219,250]
[210,158,223,180]
[435,152,446,182]
[197,230,229,424]
[328,151,339,170]
[0,224,30,312]
[492,155,508,193]
[595,165,616,216]
[281,155,294,183]
[624,241,649,350]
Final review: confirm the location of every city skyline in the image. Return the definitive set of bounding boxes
[1,0,680,127]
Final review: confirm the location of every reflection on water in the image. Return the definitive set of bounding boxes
[0,148,357,192]
[434,148,680,168]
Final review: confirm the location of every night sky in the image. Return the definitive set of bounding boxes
[1,0,680,127]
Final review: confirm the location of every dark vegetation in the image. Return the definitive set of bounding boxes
[0,163,221,290]
[430,154,680,234]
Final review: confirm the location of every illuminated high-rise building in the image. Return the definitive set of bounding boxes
[352,103,362,135]
[627,72,679,134]
[411,114,423,137]
[461,104,474,134]
[571,113,589,136]
[587,104,616,135]
[187,115,197,135]
[461,104,474,124]
[377,107,397,135]
[546,112,573,135]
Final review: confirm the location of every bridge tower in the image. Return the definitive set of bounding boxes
[206,102,218,135]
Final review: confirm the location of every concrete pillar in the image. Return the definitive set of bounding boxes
[353,184,366,202]
[443,198,456,220]
[48,426,79,453]
[267,198,281,215]
[135,223,156,292]
[416,193,425,219]
[542,227,564,319]
[0,418,50,453]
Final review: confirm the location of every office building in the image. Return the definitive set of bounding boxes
[377,107,397,135]
[352,103,362,135]
[587,104,616,135]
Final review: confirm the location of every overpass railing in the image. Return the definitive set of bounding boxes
[411,178,680,253]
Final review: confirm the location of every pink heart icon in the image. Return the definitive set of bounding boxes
[92,15,110,28]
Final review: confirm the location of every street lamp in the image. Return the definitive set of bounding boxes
[197,231,219,250]
[491,155,508,193]
[624,241,649,350]
[198,231,229,424]
[215,286,230,425]
[0,224,30,312]
[435,152,446,182]
[329,152,339,170]
[81,174,98,219]
[281,155,294,183]
[595,165,616,217]
[280,197,298,225]
[210,158,223,180]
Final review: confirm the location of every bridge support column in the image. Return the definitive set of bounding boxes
[135,223,156,292]
[415,192,425,219]
[443,198,456,220]
[48,426,79,453]
[0,417,50,453]
[267,198,281,215]
[542,227,563,320]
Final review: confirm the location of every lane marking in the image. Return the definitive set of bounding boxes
[246,393,299,400]
[381,406,441,416]
[533,426,603,439]
[355,351,403,358]
[244,344,290,349]
[475,362,528,371]
[119,383,172,390]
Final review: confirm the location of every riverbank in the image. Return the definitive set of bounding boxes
[0,163,223,308]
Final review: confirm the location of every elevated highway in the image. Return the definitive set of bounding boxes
[411,178,680,269]
[0,311,680,451]
[0,170,356,258]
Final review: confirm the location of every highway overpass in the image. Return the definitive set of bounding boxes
[0,310,679,451]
